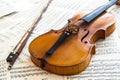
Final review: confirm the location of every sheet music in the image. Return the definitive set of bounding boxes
[66,31,120,80]
[0,0,120,80]
[0,0,16,18]
[109,5,120,38]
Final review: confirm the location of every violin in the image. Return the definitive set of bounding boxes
[29,0,120,75]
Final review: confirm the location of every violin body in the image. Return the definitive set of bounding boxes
[29,11,116,75]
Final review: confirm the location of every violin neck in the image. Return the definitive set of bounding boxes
[46,0,117,55]
[80,0,117,23]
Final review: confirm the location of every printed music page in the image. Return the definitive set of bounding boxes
[0,0,16,18]
[66,31,120,80]
[0,0,120,80]
[109,4,120,38]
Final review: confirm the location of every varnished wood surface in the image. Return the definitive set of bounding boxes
[29,11,116,75]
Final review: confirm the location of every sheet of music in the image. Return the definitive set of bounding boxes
[0,0,120,80]
[0,0,16,18]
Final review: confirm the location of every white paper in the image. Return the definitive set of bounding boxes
[0,0,16,18]
[0,0,120,80]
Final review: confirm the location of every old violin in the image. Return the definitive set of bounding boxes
[29,0,120,75]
